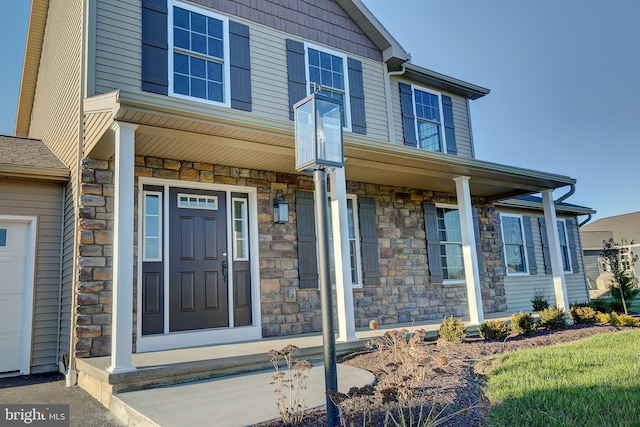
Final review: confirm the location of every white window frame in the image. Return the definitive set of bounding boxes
[436,203,465,285]
[411,84,448,153]
[167,0,231,107]
[232,197,249,261]
[143,191,163,262]
[304,42,352,132]
[556,219,572,273]
[500,213,530,276]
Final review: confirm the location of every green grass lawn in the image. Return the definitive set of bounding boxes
[484,329,640,427]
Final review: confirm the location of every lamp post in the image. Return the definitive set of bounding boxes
[294,91,343,427]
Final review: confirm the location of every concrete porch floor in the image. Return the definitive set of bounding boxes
[75,315,502,426]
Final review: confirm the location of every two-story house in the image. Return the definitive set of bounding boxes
[6,0,594,383]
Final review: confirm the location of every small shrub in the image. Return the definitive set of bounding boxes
[268,345,312,425]
[594,312,612,324]
[570,306,597,324]
[531,289,550,311]
[510,311,537,336]
[478,319,510,340]
[611,312,640,327]
[437,315,467,344]
[538,306,568,330]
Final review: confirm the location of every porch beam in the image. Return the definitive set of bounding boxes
[541,190,570,311]
[453,176,484,325]
[329,168,357,342]
[108,121,138,374]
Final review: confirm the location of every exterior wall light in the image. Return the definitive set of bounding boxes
[273,189,288,224]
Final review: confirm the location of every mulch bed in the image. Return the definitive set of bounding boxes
[256,323,623,426]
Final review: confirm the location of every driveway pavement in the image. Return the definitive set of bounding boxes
[0,373,123,427]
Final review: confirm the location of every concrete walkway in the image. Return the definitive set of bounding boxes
[111,363,374,426]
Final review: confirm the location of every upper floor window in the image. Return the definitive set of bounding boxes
[169,1,230,106]
[437,206,464,282]
[556,220,572,272]
[501,214,529,275]
[305,44,351,130]
[414,87,444,152]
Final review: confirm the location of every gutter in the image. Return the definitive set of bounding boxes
[579,213,593,227]
[554,183,575,205]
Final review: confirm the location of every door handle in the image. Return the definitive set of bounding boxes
[222,260,228,282]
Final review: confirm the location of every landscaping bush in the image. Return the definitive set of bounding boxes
[585,299,613,313]
[594,312,612,324]
[478,319,510,340]
[538,306,568,330]
[570,306,597,324]
[437,315,467,344]
[510,311,537,336]
[530,289,550,311]
[611,312,640,327]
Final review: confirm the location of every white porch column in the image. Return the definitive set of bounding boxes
[329,168,357,342]
[108,121,138,374]
[541,189,570,311]
[453,176,484,325]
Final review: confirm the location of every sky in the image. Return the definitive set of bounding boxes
[1,1,638,222]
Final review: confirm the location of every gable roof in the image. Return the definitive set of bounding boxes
[0,135,68,181]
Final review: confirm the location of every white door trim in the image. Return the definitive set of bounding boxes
[136,177,261,352]
[0,215,37,375]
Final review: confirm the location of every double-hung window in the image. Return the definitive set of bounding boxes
[328,195,362,287]
[501,214,528,275]
[414,87,445,152]
[436,206,464,281]
[305,44,351,130]
[556,220,572,272]
[169,1,230,106]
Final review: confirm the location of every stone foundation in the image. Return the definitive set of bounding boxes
[74,154,507,356]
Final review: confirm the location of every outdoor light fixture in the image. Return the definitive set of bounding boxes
[294,91,344,172]
[273,189,289,224]
[293,88,343,427]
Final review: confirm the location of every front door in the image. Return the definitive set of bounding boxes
[0,220,30,374]
[169,188,228,332]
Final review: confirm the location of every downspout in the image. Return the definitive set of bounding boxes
[383,63,406,145]
[579,213,592,227]
[56,184,65,373]
[554,183,575,206]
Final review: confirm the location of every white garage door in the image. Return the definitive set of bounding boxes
[0,219,33,375]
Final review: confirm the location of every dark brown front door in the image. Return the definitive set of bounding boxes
[169,188,228,332]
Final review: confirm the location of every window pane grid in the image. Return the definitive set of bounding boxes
[501,216,527,274]
[172,6,225,102]
[437,207,464,280]
[414,89,442,152]
[144,193,162,261]
[233,199,248,260]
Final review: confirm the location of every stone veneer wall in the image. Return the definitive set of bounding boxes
[74,155,507,357]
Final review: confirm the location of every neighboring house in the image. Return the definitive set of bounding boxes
[10,0,594,382]
[580,212,640,297]
[0,136,68,375]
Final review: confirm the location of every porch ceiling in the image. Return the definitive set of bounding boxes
[84,92,575,202]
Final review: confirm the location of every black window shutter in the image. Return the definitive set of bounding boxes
[565,219,580,273]
[441,95,457,155]
[142,0,168,95]
[286,39,307,120]
[522,216,538,275]
[347,58,366,134]
[399,83,417,148]
[538,218,553,274]
[423,202,443,284]
[358,197,380,285]
[472,207,485,282]
[495,213,508,274]
[295,191,318,289]
[229,20,251,111]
